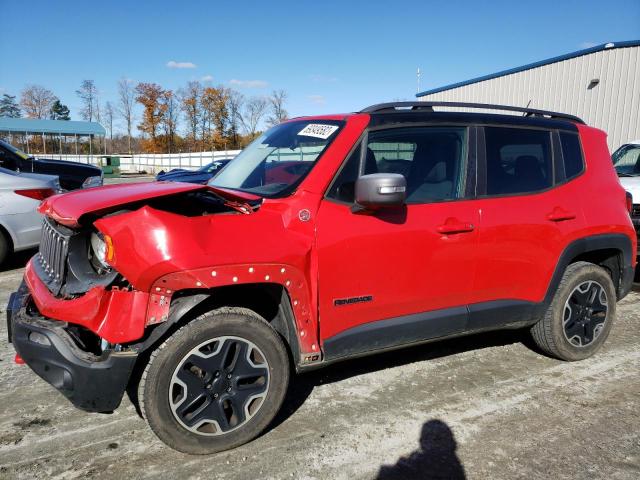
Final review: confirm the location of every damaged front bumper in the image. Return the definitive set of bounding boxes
[7,282,137,413]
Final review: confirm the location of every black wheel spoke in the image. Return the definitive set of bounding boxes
[188,351,224,374]
[564,319,584,343]
[174,369,208,421]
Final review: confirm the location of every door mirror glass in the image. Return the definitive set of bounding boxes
[354,173,406,210]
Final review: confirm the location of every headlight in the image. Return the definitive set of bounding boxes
[82,174,103,188]
[90,232,112,270]
[90,232,108,268]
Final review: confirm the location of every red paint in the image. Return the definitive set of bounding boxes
[24,260,150,344]
[22,113,636,359]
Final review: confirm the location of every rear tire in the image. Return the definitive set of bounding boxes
[531,261,616,361]
[0,230,10,266]
[138,307,290,454]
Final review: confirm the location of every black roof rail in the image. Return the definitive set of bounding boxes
[360,101,585,124]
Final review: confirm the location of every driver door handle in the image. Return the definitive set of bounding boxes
[437,220,475,235]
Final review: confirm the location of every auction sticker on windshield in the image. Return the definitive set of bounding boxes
[298,124,339,139]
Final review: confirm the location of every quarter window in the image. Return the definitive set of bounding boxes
[484,127,553,195]
[559,132,584,180]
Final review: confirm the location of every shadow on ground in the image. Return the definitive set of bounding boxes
[376,419,466,479]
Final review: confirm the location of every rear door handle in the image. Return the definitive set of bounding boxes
[547,207,576,222]
[437,221,475,234]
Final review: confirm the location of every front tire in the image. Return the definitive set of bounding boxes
[139,307,290,454]
[531,261,616,361]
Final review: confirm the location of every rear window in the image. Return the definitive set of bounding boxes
[484,127,553,195]
[560,132,584,180]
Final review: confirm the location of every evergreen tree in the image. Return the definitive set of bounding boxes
[0,94,21,118]
[50,99,71,120]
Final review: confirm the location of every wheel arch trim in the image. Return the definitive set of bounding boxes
[544,233,634,304]
[145,264,318,361]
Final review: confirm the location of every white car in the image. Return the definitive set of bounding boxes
[612,140,640,254]
[0,167,61,265]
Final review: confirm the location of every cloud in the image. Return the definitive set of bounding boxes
[166,60,197,69]
[579,42,598,49]
[201,75,214,82]
[229,79,269,89]
[310,74,338,83]
[308,94,326,105]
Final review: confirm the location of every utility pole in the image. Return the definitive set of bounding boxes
[416,67,422,94]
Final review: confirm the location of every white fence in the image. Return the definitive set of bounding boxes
[42,151,241,174]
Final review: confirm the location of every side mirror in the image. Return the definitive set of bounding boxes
[354,173,406,211]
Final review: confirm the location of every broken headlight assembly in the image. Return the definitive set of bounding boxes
[89,232,114,274]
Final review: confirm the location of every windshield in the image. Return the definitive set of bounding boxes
[209,119,344,197]
[199,160,228,174]
[0,139,30,160]
[612,144,640,176]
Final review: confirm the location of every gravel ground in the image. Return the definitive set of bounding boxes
[0,177,637,479]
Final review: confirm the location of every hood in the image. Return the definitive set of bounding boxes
[39,181,262,227]
[39,181,206,226]
[619,176,640,203]
[0,168,60,190]
[35,157,102,174]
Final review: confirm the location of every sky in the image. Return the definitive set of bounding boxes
[0,0,639,134]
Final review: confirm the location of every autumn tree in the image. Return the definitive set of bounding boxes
[76,80,98,122]
[242,96,268,138]
[266,89,288,127]
[50,99,70,120]
[117,78,135,153]
[201,86,230,150]
[20,85,56,119]
[0,94,21,118]
[135,82,168,153]
[180,81,203,151]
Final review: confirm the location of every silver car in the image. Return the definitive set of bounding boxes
[0,167,61,265]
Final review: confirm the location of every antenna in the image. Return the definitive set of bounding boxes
[416,68,422,94]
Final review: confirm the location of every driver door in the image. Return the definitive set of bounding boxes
[316,125,479,359]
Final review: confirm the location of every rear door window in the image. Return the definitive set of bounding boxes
[484,127,553,195]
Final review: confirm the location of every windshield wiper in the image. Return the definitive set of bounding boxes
[617,172,636,177]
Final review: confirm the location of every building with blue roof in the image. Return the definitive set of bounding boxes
[0,117,106,155]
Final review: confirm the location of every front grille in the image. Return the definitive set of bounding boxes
[633,204,640,217]
[37,218,71,292]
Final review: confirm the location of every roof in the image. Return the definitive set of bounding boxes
[416,40,640,97]
[0,117,105,136]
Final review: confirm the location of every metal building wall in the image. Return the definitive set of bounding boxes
[418,46,640,151]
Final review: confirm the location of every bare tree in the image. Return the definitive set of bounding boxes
[117,78,135,154]
[104,101,115,152]
[76,80,98,122]
[20,85,56,119]
[242,96,268,137]
[267,89,288,127]
[227,89,244,148]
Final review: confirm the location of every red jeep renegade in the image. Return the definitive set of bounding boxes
[7,102,636,454]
